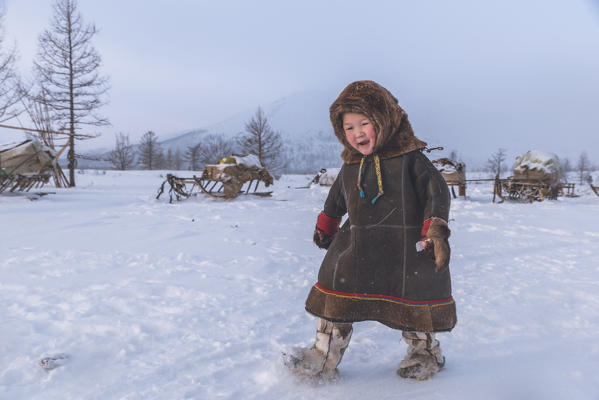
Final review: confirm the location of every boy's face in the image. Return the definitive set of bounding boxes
[343,113,376,155]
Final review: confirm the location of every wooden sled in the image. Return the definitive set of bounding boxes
[156,159,274,203]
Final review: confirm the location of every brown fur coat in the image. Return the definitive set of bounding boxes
[305,81,456,332]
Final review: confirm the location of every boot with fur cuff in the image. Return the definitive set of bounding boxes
[284,318,352,380]
[397,331,445,381]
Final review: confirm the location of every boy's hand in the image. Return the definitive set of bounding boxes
[313,211,341,250]
[417,218,451,271]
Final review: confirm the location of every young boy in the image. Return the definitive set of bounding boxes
[286,80,456,381]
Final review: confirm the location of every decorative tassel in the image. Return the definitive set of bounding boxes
[357,156,366,196]
[356,154,384,205]
[372,154,384,203]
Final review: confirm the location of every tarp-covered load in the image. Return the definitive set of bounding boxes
[0,140,58,193]
[513,150,561,184]
[0,140,56,176]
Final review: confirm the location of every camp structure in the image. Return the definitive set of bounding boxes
[156,154,274,202]
[432,158,466,198]
[0,123,94,190]
[309,168,340,187]
[493,150,575,203]
[294,168,341,189]
[0,139,66,194]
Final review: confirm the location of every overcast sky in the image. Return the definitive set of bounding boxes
[2,0,599,163]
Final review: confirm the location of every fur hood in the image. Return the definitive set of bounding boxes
[329,80,427,164]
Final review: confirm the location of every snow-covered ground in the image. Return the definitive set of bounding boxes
[1,170,599,399]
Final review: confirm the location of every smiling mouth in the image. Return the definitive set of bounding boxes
[357,140,370,146]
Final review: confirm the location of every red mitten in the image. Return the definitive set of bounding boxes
[416,217,451,271]
[313,211,341,249]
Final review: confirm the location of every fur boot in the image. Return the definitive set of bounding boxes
[284,318,352,380]
[397,331,445,380]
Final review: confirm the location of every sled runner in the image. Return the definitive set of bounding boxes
[493,177,555,202]
[156,154,274,202]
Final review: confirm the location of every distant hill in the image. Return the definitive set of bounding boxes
[80,90,345,172]
[79,89,480,172]
[68,86,599,173]
[161,89,335,151]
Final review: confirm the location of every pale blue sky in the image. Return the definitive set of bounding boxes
[2,0,599,163]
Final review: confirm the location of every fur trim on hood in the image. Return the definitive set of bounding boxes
[329,80,427,164]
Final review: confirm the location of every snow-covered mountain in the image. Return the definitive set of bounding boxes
[156,90,345,173]
[79,90,345,172]
[77,88,598,173]
[86,89,590,173]
[159,90,337,153]
[78,89,496,172]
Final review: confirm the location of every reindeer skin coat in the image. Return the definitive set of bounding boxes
[305,81,457,332]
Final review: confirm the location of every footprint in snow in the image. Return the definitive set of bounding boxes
[39,353,69,370]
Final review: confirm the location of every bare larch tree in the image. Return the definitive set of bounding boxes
[173,149,182,170]
[155,149,166,170]
[138,130,162,170]
[237,107,285,173]
[165,149,174,169]
[108,133,135,170]
[576,151,591,185]
[184,144,201,170]
[560,157,572,175]
[21,89,57,148]
[34,0,109,187]
[198,134,236,165]
[0,11,22,123]
[486,148,507,178]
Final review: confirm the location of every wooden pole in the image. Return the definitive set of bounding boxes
[55,142,69,159]
[0,123,95,138]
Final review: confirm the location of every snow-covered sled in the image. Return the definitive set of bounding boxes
[493,150,574,203]
[156,154,274,202]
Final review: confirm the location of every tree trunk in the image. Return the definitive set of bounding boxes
[68,8,76,187]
